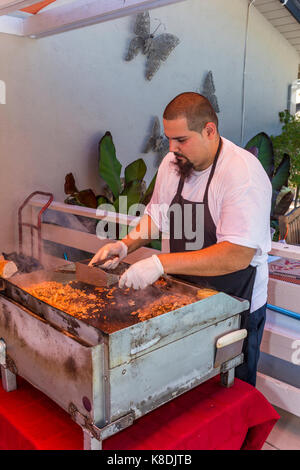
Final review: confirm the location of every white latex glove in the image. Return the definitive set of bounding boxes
[119,255,164,290]
[88,241,128,269]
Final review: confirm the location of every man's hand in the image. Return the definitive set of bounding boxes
[88,241,128,269]
[119,255,164,289]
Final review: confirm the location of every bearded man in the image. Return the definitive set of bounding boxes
[90,92,272,387]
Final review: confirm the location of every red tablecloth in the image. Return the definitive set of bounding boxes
[0,375,279,450]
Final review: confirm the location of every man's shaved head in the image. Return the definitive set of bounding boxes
[163,92,218,133]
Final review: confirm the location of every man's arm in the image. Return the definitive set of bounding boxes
[118,241,256,289]
[158,241,256,276]
[122,214,160,253]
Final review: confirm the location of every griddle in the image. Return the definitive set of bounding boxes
[3,265,199,335]
[0,261,249,450]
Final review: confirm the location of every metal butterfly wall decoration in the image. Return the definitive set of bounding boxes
[201,70,220,113]
[125,11,180,80]
[142,116,169,168]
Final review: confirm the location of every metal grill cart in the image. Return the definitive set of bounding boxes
[0,264,248,450]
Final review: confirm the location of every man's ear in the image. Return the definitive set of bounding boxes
[205,122,217,139]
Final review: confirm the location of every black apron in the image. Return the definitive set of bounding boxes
[168,138,256,338]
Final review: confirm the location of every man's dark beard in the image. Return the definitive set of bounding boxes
[171,153,194,179]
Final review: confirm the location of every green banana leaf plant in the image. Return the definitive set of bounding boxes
[245,132,293,240]
[97,131,157,210]
[97,132,158,244]
[64,131,159,247]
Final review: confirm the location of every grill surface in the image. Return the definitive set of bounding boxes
[4,268,202,335]
[24,278,197,334]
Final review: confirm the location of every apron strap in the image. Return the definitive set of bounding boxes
[174,137,223,204]
[174,176,185,202]
[203,137,222,204]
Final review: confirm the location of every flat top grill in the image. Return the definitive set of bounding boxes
[23,278,197,334]
[4,267,214,336]
[0,258,249,448]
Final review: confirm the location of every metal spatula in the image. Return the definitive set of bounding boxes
[91,256,121,287]
[91,255,119,268]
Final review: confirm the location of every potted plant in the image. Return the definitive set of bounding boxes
[245,132,292,240]
[64,131,159,248]
[271,110,300,208]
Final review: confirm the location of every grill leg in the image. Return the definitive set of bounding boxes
[1,365,17,392]
[219,354,244,388]
[83,429,102,450]
[220,367,235,388]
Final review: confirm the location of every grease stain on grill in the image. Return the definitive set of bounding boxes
[12,322,26,348]
[64,356,77,379]
[6,354,18,374]
[64,316,81,338]
[2,304,11,330]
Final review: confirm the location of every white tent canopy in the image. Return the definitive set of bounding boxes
[0,0,186,38]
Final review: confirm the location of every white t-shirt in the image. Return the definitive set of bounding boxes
[145,137,272,312]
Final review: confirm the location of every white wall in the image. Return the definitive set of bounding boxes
[0,0,298,252]
[244,4,299,142]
